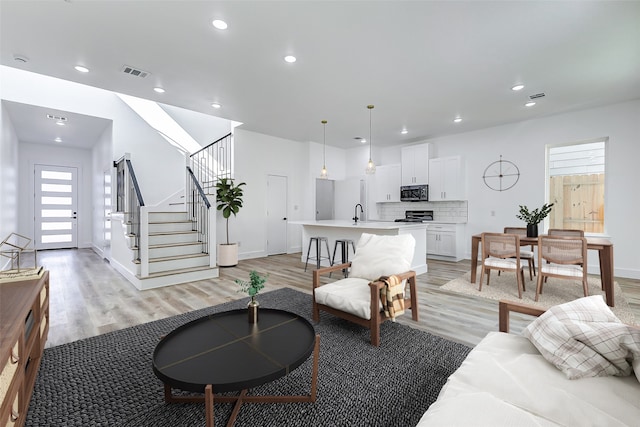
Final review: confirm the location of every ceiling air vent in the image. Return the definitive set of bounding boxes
[46,114,67,121]
[529,93,546,100]
[121,65,150,78]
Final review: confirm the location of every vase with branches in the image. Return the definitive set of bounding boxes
[236,270,268,323]
[516,203,554,237]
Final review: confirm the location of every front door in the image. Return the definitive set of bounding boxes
[267,175,287,255]
[34,164,78,249]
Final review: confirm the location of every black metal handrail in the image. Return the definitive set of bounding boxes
[189,133,233,194]
[190,132,232,157]
[125,159,144,261]
[186,166,211,254]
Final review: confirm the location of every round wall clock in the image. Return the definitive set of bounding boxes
[483,155,520,191]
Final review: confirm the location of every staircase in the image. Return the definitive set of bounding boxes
[145,211,211,276]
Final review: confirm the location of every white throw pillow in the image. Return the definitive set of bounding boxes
[349,233,415,281]
[523,295,640,379]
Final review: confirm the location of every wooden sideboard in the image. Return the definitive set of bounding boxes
[0,271,49,427]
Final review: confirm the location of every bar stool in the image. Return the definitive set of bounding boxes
[304,236,332,272]
[332,239,356,277]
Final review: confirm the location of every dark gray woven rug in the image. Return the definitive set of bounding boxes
[26,288,471,427]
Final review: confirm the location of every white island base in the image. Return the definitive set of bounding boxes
[291,220,427,275]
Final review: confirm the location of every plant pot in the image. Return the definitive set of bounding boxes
[248,299,259,323]
[526,223,538,238]
[218,243,238,267]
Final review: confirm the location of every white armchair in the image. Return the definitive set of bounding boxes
[312,233,418,346]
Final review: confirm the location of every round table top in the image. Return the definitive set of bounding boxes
[152,308,316,393]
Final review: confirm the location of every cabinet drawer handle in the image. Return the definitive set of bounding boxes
[11,409,19,422]
[11,351,19,364]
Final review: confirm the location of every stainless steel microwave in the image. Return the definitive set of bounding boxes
[400,185,428,202]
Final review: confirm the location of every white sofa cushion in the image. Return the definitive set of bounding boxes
[417,331,640,427]
[349,233,415,281]
[313,277,374,319]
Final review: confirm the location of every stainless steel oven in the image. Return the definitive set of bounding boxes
[400,185,428,202]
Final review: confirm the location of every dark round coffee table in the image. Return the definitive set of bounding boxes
[152,308,319,427]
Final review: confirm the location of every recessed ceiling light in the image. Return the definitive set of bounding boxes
[74,65,89,73]
[56,121,65,126]
[212,19,228,30]
[153,87,165,93]
[54,137,62,142]
[401,129,408,135]
[512,84,525,91]
[525,101,536,107]
[453,117,462,123]
[284,55,297,63]
[211,102,221,109]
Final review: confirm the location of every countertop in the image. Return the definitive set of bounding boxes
[289,220,427,229]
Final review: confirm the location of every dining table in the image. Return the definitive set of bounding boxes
[470,234,615,306]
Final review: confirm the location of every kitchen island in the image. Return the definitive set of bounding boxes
[290,220,427,275]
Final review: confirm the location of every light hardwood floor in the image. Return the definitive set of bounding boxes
[36,248,640,349]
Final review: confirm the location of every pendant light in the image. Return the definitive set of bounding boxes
[365,104,376,174]
[320,120,328,179]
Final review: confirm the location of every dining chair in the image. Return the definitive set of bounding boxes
[503,227,536,279]
[535,235,588,302]
[479,232,525,299]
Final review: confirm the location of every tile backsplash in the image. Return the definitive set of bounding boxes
[375,201,468,223]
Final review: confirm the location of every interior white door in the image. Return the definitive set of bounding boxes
[34,164,78,249]
[267,175,287,255]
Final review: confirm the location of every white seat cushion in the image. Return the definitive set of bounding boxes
[484,257,522,270]
[349,233,415,281]
[519,249,534,259]
[541,263,583,277]
[314,277,375,319]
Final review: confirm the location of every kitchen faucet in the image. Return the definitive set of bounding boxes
[353,203,364,223]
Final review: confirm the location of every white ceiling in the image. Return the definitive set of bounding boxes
[1,1,639,149]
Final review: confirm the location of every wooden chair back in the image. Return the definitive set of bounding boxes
[538,235,587,266]
[482,232,520,260]
[548,228,584,237]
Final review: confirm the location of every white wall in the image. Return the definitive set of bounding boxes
[230,128,309,257]
[0,103,19,250]
[92,123,114,256]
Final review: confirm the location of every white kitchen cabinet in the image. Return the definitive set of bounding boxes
[428,156,464,201]
[427,223,465,261]
[375,164,401,202]
[401,143,430,186]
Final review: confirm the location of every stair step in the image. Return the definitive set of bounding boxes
[148,252,210,274]
[138,265,216,280]
[149,253,208,263]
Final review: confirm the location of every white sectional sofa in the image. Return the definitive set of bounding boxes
[418,299,640,427]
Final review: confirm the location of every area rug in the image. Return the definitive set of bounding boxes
[441,271,637,325]
[26,288,471,427]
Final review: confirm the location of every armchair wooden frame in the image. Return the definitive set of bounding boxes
[312,262,418,346]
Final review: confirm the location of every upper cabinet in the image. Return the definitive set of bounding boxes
[401,143,430,186]
[429,156,465,201]
[375,164,401,202]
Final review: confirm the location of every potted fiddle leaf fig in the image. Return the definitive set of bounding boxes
[215,177,246,267]
[516,203,554,237]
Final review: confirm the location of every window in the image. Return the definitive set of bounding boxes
[547,139,606,234]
